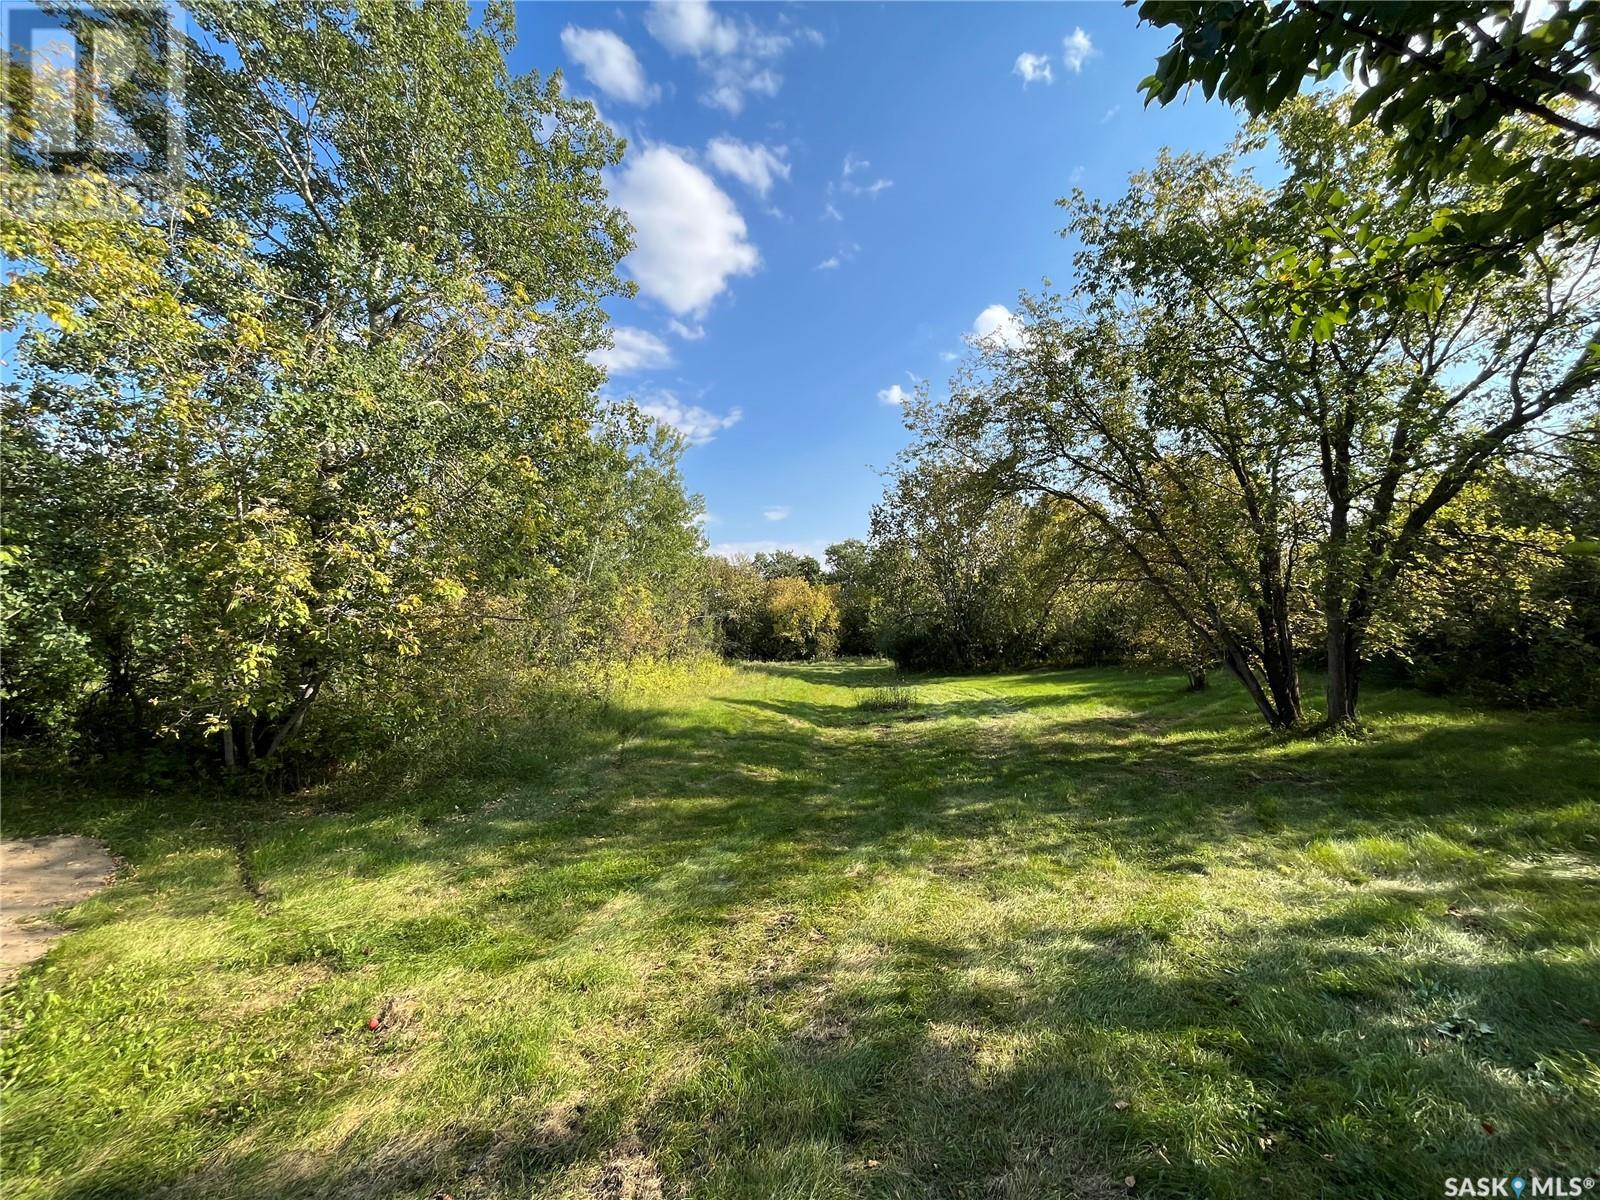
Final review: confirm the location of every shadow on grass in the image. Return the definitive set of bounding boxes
[5,662,1598,1199]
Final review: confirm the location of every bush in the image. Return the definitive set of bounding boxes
[762,577,840,660]
[705,558,841,661]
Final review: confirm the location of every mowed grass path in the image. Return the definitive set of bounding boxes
[3,662,1598,1199]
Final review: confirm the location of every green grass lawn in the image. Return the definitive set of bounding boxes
[3,661,1598,1199]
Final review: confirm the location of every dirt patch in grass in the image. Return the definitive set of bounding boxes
[0,835,117,984]
[591,1137,662,1200]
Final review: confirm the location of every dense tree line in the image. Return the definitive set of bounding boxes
[2,1,706,770]
[707,114,1599,712]
[715,10,1599,722]
[704,553,840,661]
[5,1,1595,777]
[869,88,1598,722]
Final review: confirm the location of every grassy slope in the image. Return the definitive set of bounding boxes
[2,661,1597,1199]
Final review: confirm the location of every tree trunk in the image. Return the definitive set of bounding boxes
[258,678,321,763]
[1256,580,1303,726]
[1221,644,1289,729]
[1325,608,1362,727]
[1259,634,1303,727]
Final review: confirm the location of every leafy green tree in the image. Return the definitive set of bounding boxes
[762,577,841,661]
[1378,424,1600,706]
[870,462,1100,673]
[702,556,842,661]
[1137,0,1600,275]
[1120,590,1217,692]
[908,95,1600,726]
[702,555,770,659]
[702,550,838,662]
[1248,98,1598,723]
[752,550,824,586]
[824,539,882,656]
[1,1,699,765]
[517,422,708,669]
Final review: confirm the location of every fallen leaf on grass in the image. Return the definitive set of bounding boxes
[1113,1100,1130,1112]
[1436,1016,1494,1040]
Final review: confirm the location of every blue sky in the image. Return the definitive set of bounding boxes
[507,1,1247,561]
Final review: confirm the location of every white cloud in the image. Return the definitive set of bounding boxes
[561,27,658,106]
[589,326,673,373]
[645,0,805,115]
[668,318,706,340]
[1063,27,1096,73]
[831,158,892,208]
[1014,52,1054,86]
[710,538,829,561]
[842,176,893,198]
[877,383,912,406]
[821,201,843,222]
[703,66,780,115]
[763,505,791,521]
[971,304,1024,350]
[705,137,790,197]
[645,0,740,56]
[1100,105,1120,124]
[782,17,827,50]
[634,390,743,445]
[609,145,760,317]
[939,350,960,362]
[815,241,860,271]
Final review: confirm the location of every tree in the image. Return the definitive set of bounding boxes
[1121,591,1217,692]
[908,309,1312,724]
[1,1,696,765]
[1137,0,1600,276]
[870,462,1102,673]
[521,422,708,669]
[824,539,882,656]
[762,577,840,661]
[752,550,824,585]
[906,94,1600,727]
[701,556,842,662]
[703,555,769,659]
[1253,99,1600,723]
[1377,420,1600,707]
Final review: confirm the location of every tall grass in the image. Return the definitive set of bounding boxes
[854,680,916,712]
